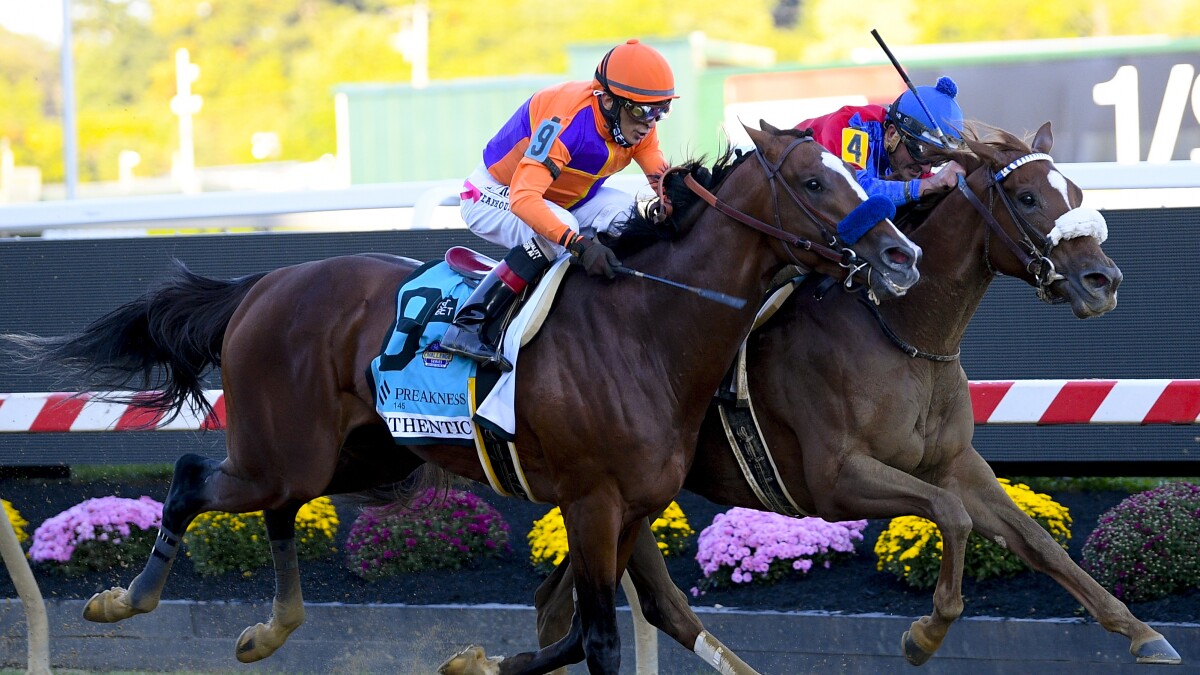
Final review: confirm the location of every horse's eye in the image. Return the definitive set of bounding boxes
[805,178,822,192]
[1018,193,1037,207]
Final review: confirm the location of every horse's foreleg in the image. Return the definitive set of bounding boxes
[817,454,971,665]
[84,453,219,623]
[534,519,760,675]
[443,498,634,675]
[622,519,761,674]
[440,610,585,675]
[951,451,1181,665]
[235,503,306,663]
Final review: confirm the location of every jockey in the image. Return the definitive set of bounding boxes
[441,39,677,371]
[796,76,967,207]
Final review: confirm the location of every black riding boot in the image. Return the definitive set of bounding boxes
[440,240,550,372]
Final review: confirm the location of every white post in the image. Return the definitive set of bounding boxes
[170,48,202,194]
[393,2,429,89]
[410,2,429,89]
[0,502,51,674]
[61,0,78,199]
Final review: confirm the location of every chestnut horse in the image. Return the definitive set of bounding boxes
[534,122,1181,671]
[3,125,920,674]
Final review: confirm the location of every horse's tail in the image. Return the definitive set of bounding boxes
[2,261,269,424]
[339,464,467,513]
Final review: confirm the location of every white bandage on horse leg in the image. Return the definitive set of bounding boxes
[693,630,759,675]
[1049,207,1107,246]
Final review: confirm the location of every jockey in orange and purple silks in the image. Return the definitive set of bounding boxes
[441,39,678,371]
[797,76,968,207]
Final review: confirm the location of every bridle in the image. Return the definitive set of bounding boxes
[652,136,868,279]
[955,152,1067,303]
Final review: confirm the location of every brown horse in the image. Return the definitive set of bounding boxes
[3,124,920,674]
[534,122,1180,671]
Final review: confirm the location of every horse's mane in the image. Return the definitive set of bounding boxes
[925,121,1033,176]
[610,128,816,258]
[895,121,1035,231]
[608,148,745,257]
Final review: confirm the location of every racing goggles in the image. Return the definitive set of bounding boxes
[901,132,959,167]
[622,100,671,123]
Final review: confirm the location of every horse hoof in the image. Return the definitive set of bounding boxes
[236,623,280,663]
[82,587,147,623]
[438,645,502,675]
[1133,637,1182,665]
[902,630,934,666]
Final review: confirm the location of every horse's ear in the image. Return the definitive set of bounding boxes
[743,123,768,151]
[1031,122,1053,154]
[759,119,781,134]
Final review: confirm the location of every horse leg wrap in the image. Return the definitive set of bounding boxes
[693,631,759,675]
[269,538,305,631]
[126,528,183,610]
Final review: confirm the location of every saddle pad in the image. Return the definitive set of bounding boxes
[370,260,478,445]
[474,255,573,437]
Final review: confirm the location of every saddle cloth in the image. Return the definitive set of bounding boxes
[369,252,572,500]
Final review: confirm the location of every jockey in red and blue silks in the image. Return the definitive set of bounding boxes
[797,76,968,207]
[440,39,678,371]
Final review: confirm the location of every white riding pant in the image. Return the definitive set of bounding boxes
[460,164,637,253]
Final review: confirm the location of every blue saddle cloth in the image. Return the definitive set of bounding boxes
[369,260,479,445]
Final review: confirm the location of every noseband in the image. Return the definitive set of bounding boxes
[955,152,1067,303]
[657,137,865,272]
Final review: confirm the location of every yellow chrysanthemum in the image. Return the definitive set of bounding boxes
[2,499,29,545]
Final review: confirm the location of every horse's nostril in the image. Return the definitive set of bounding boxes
[887,248,911,267]
[1083,272,1110,291]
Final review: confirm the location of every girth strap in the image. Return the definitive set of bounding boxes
[717,368,808,518]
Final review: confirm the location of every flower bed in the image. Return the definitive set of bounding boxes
[1,474,1197,624]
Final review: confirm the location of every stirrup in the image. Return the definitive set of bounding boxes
[440,328,513,373]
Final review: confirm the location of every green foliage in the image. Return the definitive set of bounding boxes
[3,0,1199,182]
[183,497,339,576]
[62,528,158,576]
[1004,476,1189,494]
[344,488,511,581]
[71,464,175,482]
[875,479,1072,589]
[1081,481,1200,602]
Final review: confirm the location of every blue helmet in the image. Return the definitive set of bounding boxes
[888,76,964,150]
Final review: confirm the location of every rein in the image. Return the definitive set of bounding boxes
[955,152,1065,301]
[682,173,846,266]
[856,294,960,361]
[653,137,858,269]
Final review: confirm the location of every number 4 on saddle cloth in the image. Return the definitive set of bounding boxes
[368,247,570,501]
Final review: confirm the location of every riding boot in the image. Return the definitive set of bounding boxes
[440,240,551,371]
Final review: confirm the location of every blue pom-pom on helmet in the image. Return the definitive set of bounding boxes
[888,75,964,151]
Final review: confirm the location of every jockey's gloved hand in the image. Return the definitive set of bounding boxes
[567,236,620,279]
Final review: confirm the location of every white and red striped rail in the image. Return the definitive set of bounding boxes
[1,380,1199,432]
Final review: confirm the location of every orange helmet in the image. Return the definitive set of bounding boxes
[593,39,678,103]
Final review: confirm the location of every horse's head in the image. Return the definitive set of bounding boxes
[958,122,1121,318]
[742,122,921,301]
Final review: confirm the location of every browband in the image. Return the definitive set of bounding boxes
[994,152,1053,182]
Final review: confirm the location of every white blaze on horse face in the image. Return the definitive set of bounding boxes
[822,151,869,201]
[1047,170,1072,208]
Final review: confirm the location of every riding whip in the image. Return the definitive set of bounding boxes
[613,265,748,309]
[870,29,955,149]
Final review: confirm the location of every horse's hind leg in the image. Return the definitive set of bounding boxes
[950,450,1181,665]
[83,453,222,623]
[235,503,306,663]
